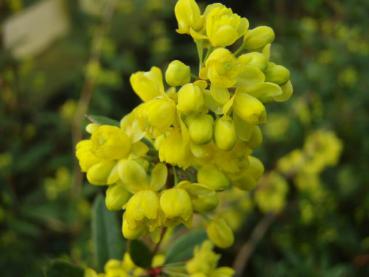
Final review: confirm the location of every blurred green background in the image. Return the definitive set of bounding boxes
[1,0,369,276]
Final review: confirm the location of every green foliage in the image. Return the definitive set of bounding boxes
[92,195,125,272]
[128,240,153,269]
[165,229,207,263]
[45,260,84,277]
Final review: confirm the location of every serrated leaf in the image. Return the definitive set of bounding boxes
[129,240,153,269]
[92,195,125,272]
[165,229,207,264]
[45,260,83,277]
[87,114,120,126]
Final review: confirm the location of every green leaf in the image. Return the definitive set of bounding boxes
[92,195,125,272]
[87,114,120,126]
[129,240,153,269]
[45,260,83,277]
[165,229,207,264]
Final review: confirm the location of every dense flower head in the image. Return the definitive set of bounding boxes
[75,0,293,250]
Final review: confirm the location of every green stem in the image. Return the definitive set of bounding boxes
[234,42,245,56]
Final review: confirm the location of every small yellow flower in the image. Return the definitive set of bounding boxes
[243,26,275,50]
[124,190,159,228]
[233,156,264,190]
[197,165,230,191]
[206,218,234,248]
[87,160,115,185]
[175,0,203,34]
[203,48,239,88]
[186,114,213,144]
[130,66,164,102]
[160,188,193,224]
[233,91,267,124]
[265,62,290,85]
[165,60,191,86]
[105,182,131,211]
[177,83,205,114]
[214,117,237,151]
[204,3,248,47]
[91,125,131,160]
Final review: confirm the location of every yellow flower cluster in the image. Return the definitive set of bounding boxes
[186,240,234,277]
[76,0,293,249]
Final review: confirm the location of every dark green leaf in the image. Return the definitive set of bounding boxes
[165,229,207,264]
[45,260,83,277]
[129,240,153,269]
[87,114,120,126]
[92,195,125,272]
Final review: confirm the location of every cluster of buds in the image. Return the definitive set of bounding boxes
[76,0,293,249]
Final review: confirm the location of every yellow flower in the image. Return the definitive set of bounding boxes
[238,52,268,71]
[177,83,205,114]
[160,188,193,224]
[124,190,159,229]
[143,98,176,131]
[265,62,290,85]
[158,129,190,167]
[206,218,234,248]
[197,165,230,191]
[186,114,214,144]
[214,117,237,151]
[233,156,264,190]
[90,125,131,160]
[130,66,164,102]
[105,182,131,211]
[186,240,220,275]
[204,3,248,47]
[175,0,203,35]
[87,160,115,185]
[178,181,219,213]
[76,140,100,172]
[274,80,293,102]
[243,26,275,50]
[203,48,239,88]
[117,159,148,192]
[233,90,267,125]
[165,60,191,86]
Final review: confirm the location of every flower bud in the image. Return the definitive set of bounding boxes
[243,26,275,50]
[125,190,159,223]
[274,80,293,102]
[204,48,239,88]
[175,0,203,34]
[165,60,191,86]
[122,218,145,240]
[130,66,164,102]
[248,126,263,149]
[243,82,282,102]
[91,125,131,160]
[233,92,266,125]
[238,52,268,71]
[187,114,214,144]
[234,156,264,190]
[265,62,290,85]
[87,160,115,185]
[205,4,248,47]
[160,188,192,221]
[177,83,204,114]
[158,129,190,167]
[197,165,230,191]
[178,181,219,212]
[214,117,237,150]
[76,140,100,171]
[105,182,131,211]
[146,98,176,131]
[206,218,234,248]
[118,159,148,192]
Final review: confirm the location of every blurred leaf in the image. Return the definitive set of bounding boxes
[129,240,152,269]
[45,260,83,277]
[165,229,207,264]
[86,114,120,126]
[92,195,125,272]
